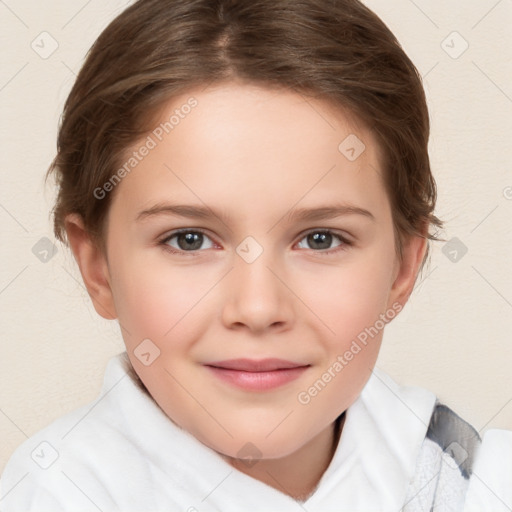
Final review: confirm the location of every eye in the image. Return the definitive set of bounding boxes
[295,230,351,255]
[158,228,352,256]
[159,229,216,255]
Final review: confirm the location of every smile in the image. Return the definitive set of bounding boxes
[204,358,310,391]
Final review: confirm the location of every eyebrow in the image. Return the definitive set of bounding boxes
[135,202,375,224]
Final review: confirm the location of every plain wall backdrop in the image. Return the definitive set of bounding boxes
[1,0,511,473]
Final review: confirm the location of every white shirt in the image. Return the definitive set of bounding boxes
[1,352,510,511]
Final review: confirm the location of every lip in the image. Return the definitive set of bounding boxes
[206,358,307,372]
[204,358,310,391]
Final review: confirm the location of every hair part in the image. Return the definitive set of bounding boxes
[46,0,443,272]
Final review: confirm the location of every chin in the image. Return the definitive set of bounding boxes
[196,427,310,462]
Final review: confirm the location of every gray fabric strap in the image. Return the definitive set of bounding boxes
[402,401,482,511]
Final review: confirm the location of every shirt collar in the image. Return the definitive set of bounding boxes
[107,353,436,511]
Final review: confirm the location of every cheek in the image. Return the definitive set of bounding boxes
[311,252,396,340]
[298,247,396,414]
[110,253,232,367]
[296,264,392,424]
[110,252,206,342]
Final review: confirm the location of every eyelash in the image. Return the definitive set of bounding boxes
[157,228,353,257]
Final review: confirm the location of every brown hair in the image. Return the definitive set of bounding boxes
[46,0,442,269]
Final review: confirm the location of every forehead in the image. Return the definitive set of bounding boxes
[109,81,389,225]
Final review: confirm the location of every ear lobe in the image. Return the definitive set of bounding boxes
[64,213,117,320]
[388,235,428,309]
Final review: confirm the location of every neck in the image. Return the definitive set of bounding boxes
[224,413,345,501]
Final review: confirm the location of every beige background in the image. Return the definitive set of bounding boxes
[1,0,511,473]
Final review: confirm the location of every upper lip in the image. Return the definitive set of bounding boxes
[205,358,309,372]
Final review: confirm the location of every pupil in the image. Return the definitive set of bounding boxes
[309,232,331,250]
[178,232,202,250]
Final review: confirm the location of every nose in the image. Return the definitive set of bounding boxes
[221,246,294,335]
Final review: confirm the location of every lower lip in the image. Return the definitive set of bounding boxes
[205,366,309,391]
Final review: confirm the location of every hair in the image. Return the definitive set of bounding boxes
[45,0,443,271]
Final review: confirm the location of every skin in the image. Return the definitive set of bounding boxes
[65,80,426,501]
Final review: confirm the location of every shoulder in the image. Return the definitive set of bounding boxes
[362,371,512,510]
[0,352,159,511]
[404,400,512,511]
[465,427,512,511]
[0,397,112,510]
[425,402,512,492]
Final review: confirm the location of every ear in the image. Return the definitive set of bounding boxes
[387,234,428,310]
[64,213,117,320]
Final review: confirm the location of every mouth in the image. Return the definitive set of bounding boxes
[204,358,311,391]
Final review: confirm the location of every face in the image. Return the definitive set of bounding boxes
[87,81,415,461]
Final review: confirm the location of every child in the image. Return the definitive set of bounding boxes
[1,0,510,510]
